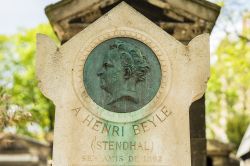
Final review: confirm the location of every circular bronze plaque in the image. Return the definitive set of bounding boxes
[83,37,161,113]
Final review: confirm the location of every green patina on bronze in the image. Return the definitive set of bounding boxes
[83,37,161,113]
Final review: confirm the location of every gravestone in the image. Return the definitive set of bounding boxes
[36,2,210,166]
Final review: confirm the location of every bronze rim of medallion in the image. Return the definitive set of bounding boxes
[72,28,171,123]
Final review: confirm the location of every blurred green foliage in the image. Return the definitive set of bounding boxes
[0,24,58,141]
[206,36,250,149]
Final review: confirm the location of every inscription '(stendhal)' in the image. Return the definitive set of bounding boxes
[92,140,153,151]
[71,105,172,136]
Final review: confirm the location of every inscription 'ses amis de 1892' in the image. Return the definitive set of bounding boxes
[36,2,210,166]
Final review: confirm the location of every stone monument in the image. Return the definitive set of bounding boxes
[45,1,221,165]
[37,2,210,165]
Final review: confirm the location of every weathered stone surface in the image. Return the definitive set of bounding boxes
[45,0,220,43]
[37,2,209,166]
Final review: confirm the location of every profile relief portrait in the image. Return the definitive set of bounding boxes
[97,40,150,113]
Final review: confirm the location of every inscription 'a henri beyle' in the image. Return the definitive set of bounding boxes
[71,105,172,136]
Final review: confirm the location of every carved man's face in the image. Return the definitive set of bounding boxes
[84,38,158,113]
[97,50,124,94]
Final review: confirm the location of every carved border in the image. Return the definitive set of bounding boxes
[72,28,172,123]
